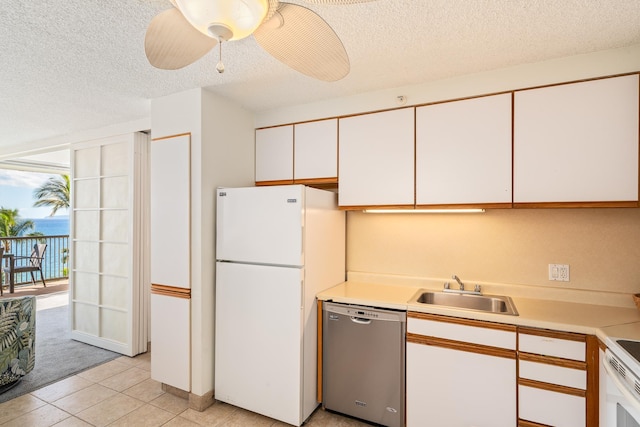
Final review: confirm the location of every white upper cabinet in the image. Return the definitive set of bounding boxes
[294,119,338,182]
[416,93,513,206]
[514,74,639,204]
[255,125,293,183]
[338,108,415,207]
[256,120,338,184]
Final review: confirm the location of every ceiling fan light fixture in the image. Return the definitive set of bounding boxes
[208,23,233,41]
[175,0,269,41]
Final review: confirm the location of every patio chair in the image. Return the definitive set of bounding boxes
[2,244,47,293]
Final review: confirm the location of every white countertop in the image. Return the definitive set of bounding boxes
[317,281,640,337]
[598,321,640,345]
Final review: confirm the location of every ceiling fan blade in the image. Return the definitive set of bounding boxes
[254,3,349,82]
[145,8,217,70]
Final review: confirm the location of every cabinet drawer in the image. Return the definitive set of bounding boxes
[408,314,516,350]
[519,330,585,361]
[519,385,585,427]
[519,359,586,390]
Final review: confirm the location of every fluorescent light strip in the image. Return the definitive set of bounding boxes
[363,209,485,214]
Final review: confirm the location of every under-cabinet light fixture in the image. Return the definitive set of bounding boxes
[363,208,485,214]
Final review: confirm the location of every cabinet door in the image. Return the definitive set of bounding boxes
[407,342,516,427]
[294,119,337,182]
[514,74,639,204]
[150,134,190,289]
[150,293,190,390]
[338,108,415,207]
[255,125,293,183]
[416,93,512,206]
[519,385,585,427]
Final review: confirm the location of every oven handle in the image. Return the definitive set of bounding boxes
[603,356,640,414]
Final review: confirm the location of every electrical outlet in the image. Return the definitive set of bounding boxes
[549,264,570,282]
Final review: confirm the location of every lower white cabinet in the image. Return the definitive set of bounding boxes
[150,293,190,391]
[406,313,517,427]
[519,385,585,427]
[517,327,595,427]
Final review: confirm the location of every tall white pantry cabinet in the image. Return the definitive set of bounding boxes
[149,133,191,391]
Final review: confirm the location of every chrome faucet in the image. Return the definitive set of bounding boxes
[452,275,464,290]
[443,275,482,295]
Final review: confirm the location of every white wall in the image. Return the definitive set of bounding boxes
[151,89,202,139]
[255,44,640,128]
[193,89,254,397]
[347,208,640,302]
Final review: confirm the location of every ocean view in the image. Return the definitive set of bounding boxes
[29,216,70,236]
[3,217,70,283]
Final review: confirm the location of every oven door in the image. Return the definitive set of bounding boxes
[603,351,640,426]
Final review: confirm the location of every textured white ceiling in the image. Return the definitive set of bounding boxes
[1,0,640,151]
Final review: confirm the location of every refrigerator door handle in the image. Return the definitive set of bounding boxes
[350,317,372,325]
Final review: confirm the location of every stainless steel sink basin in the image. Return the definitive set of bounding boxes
[409,290,519,316]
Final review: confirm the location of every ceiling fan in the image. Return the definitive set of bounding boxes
[145,0,375,82]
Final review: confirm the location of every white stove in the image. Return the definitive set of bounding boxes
[603,332,640,426]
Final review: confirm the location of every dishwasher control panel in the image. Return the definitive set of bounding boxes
[324,302,405,322]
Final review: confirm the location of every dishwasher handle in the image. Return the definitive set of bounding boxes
[350,316,372,325]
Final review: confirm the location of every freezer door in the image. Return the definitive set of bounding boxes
[215,262,304,425]
[216,185,304,266]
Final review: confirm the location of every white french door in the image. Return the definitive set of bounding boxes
[69,132,149,356]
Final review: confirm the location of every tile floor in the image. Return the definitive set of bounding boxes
[0,351,373,426]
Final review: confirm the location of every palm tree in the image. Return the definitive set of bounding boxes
[33,174,70,216]
[0,208,35,252]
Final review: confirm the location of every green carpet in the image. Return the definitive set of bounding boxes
[0,305,121,403]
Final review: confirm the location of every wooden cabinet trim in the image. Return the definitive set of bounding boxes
[514,201,638,209]
[339,204,415,211]
[518,352,586,370]
[150,284,191,299]
[151,132,191,142]
[415,202,513,209]
[514,71,639,94]
[255,179,295,186]
[409,311,517,333]
[518,377,586,398]
[518,326,586,342]
[293,177,338,186]
[586,335,599,427]
[407,332,516,360]
[255,123,294,131]
[518,420,553,427]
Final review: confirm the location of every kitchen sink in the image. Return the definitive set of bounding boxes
[409,290,519,316]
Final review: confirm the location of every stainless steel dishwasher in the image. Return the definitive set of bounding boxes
[322,302,406,427]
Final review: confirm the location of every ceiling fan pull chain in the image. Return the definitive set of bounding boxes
[216,41,225,73]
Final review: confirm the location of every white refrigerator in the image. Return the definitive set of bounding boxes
[214,185,345,426]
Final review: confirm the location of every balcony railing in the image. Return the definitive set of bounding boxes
[1,235,69,286]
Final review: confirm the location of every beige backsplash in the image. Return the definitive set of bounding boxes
[346,207,640,307]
